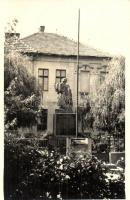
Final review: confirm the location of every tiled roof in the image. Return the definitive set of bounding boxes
[14,31,111,58]
[13,40,37,53]
[5,40,37,53]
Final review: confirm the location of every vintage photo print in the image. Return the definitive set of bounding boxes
[2,0,130,199]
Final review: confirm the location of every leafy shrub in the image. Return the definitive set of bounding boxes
[4,138,125,199]
[4,50,41,130]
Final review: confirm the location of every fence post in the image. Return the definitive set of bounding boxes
[66,137,71,156]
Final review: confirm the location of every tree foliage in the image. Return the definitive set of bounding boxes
[92,56,125,136]
[4,33,41,129]
[4,19,40,129]
[78,93,94,133]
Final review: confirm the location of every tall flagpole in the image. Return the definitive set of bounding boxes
[76,9,80,138]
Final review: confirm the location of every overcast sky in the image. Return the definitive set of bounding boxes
[1,0,130,55]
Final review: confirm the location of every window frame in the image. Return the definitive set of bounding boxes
[38,68,49,91]
[80,70,90,94]
[56,69,66,83]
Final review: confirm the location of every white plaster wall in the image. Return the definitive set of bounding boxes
[31,55,110,132]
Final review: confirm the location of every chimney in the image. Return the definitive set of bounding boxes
[40,26,45,32]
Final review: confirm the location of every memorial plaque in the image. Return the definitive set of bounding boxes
[53,113,76,137]
[109,152,125,164]
[70,138,92,157]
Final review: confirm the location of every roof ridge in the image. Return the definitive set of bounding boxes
[21,31,92,49]
[53,33,77,43]
[21,32,39,40]
[22,31,78,44]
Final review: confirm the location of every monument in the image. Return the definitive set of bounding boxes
[54,78,76,137]
[55,78,73,112]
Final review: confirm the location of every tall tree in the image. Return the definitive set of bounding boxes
[92,56,125,141]
[4,19,41,131]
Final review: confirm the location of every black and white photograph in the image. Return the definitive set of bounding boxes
[2,0,129,199]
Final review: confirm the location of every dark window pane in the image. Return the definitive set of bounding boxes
[38,68,49,91]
